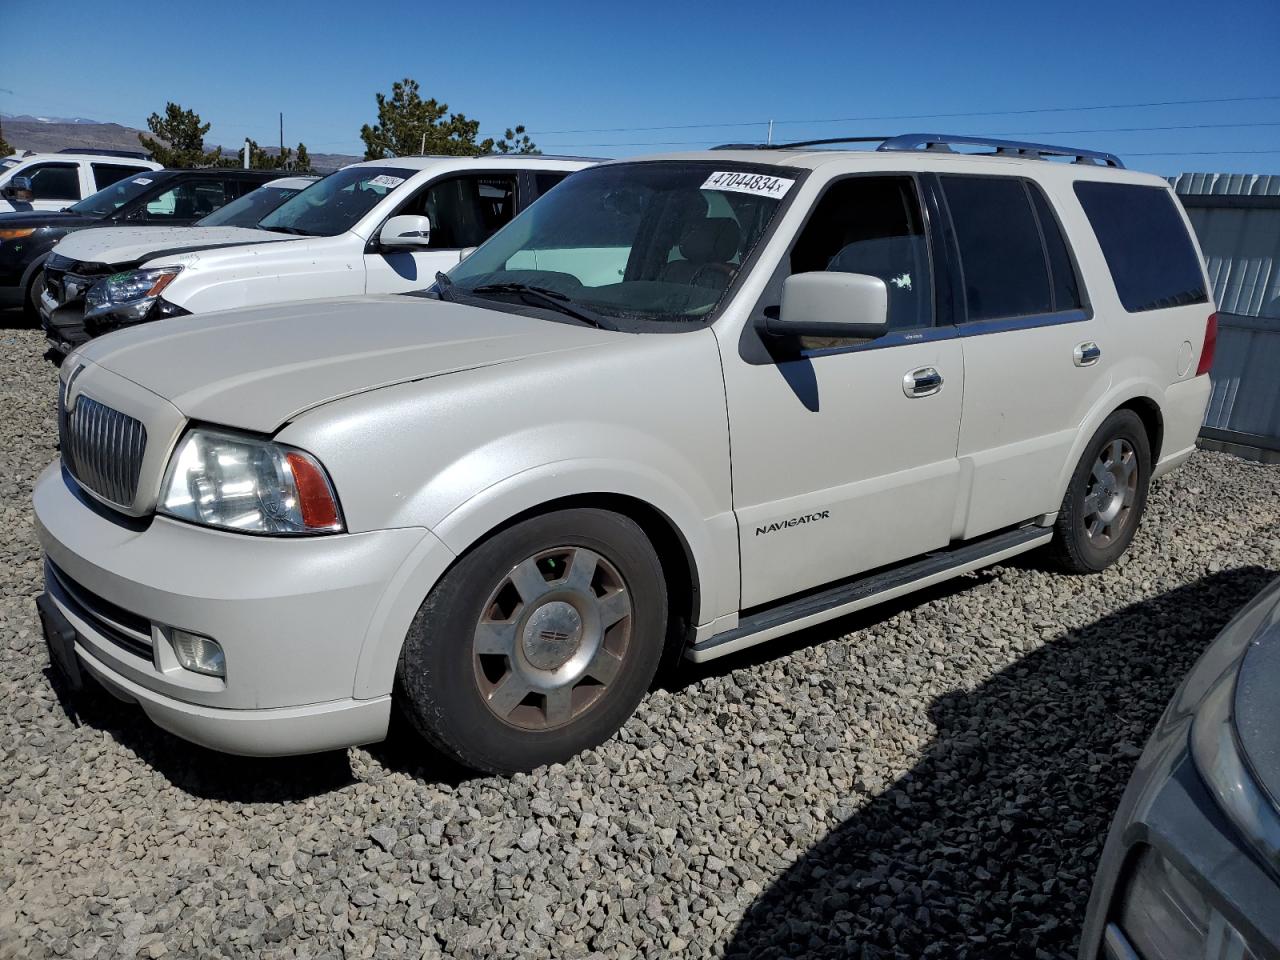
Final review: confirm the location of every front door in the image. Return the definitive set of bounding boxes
[721,175,964,609]
[365,173,518,294]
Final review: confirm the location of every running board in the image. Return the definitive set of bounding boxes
[686,525,1052,663]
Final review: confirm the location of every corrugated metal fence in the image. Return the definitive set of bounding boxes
[1173,173,1280,459]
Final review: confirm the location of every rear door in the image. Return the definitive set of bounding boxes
[364,172,518,293]
[934,174,1104,539]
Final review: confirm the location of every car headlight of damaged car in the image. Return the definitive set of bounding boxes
[160,429,344,535]
[84,266,182,320]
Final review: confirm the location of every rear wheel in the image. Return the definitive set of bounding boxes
[1052,409,1151,573]
[396,508,667,774]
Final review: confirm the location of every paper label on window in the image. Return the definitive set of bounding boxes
[701,171,794,199]
[367,174,406,189]
[132,178,152,185]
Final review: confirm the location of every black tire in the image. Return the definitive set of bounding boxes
[23,269,44,322]
[396,508,667,774]
[1052,409,1151,573]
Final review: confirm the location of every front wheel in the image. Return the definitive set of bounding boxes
[396,508,667,774]
[24,269,45,322]
[1052,409,1152,573]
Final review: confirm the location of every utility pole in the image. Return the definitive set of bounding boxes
[279,112,284,158]
[243,137,250,169]
[420,132,426,156]
[767,119,774,145]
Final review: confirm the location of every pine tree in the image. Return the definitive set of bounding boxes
[138,103,221,167]
[359,78,537,159]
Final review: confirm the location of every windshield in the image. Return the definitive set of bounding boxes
[1,158,19,171]
[448,162,796,326]
[197,182,306,227]
[258,166,413,237]
[67,173,164,217]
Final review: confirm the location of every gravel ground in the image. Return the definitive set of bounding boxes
[3,319,1279,960]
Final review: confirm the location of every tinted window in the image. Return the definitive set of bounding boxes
[1029,185,1083,312]
[533,172,568,197]
[197,183,302,227]
[790,176,932,331]
[92,163,149,191]
[400,175,517,248]
[25,163,80,201]
[68,173,164,217]
[943,176,1052,321]
[142,180,229,221]
[1073,182,1207,313]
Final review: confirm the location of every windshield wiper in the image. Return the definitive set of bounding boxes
[262,225,312,236]
[470,282,610,330]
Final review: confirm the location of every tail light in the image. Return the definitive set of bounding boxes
[1196,313,1218,377]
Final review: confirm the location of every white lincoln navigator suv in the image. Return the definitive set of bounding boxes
[33,135,1216,774]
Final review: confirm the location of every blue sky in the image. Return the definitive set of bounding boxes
[6,0,1278,175]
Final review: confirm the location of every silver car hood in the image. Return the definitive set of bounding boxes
[73,296,609,433]
[52,225,287,266]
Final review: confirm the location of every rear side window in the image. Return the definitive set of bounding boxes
[1029,186,1083,312]
[1073,182,1207,312]
[942,176,1052,322]
[533,172,568,198]
[92,163,149,191]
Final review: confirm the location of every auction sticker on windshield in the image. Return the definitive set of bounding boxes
[367,175,406,189]
[701,171,794,199]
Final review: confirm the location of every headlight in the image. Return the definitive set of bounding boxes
[1190,671,1280,872]
[85,266,182,320]
[159,429,344,535]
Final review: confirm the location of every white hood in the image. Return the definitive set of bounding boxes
[51,225,288,267]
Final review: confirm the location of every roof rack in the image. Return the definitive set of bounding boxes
[57,147,152,160]
[713,133,1123,168]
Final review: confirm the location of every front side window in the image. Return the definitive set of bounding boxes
[68,173,165,217]
[23,162,80,201]
[397,175,516,248]
[942,175,1054,322]
[92,163,149,191]
[788,176,932,331]
[141,180,229,221]
[1074,181,1207,313]
[197,183,304,227]
[259,166,414,237]
[449,162,795,327]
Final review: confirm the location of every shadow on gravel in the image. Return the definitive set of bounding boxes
[0,306,35,330]
[46,666,358,803]
[722,565,1276,960]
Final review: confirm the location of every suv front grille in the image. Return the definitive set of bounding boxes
[59,392,148,507]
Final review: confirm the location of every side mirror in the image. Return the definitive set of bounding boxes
[4,176,34,203]
[767,272,889,340]
[379,214,431,250]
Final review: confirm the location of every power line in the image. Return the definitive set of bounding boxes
[527,94,1280,136]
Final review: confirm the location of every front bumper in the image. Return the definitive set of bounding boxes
[33,460,440,755]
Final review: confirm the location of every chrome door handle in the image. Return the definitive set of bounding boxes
[1074,341,1101,367]
[903,366,943,398]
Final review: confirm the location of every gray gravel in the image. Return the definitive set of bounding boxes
[2,320,1279,960]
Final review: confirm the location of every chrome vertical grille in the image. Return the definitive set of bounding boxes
[59,392,147,507]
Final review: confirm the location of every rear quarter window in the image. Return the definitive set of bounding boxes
[1073,182,1207,313]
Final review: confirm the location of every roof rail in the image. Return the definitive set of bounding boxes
[877,134,1123,168]
[57,147,152,160]
[713,133,1123,168]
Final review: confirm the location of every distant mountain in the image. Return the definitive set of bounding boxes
[1,115,360,173]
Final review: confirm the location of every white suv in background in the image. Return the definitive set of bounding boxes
[0,150,161,212]
[40,155,595,349]
[34,135,1216,774]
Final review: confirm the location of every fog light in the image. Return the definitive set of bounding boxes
[171,629,225,678]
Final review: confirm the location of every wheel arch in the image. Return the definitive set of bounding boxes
[351,471,730,701]
[1054,380,1166,504]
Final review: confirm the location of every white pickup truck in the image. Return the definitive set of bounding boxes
[40,155,594,351]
